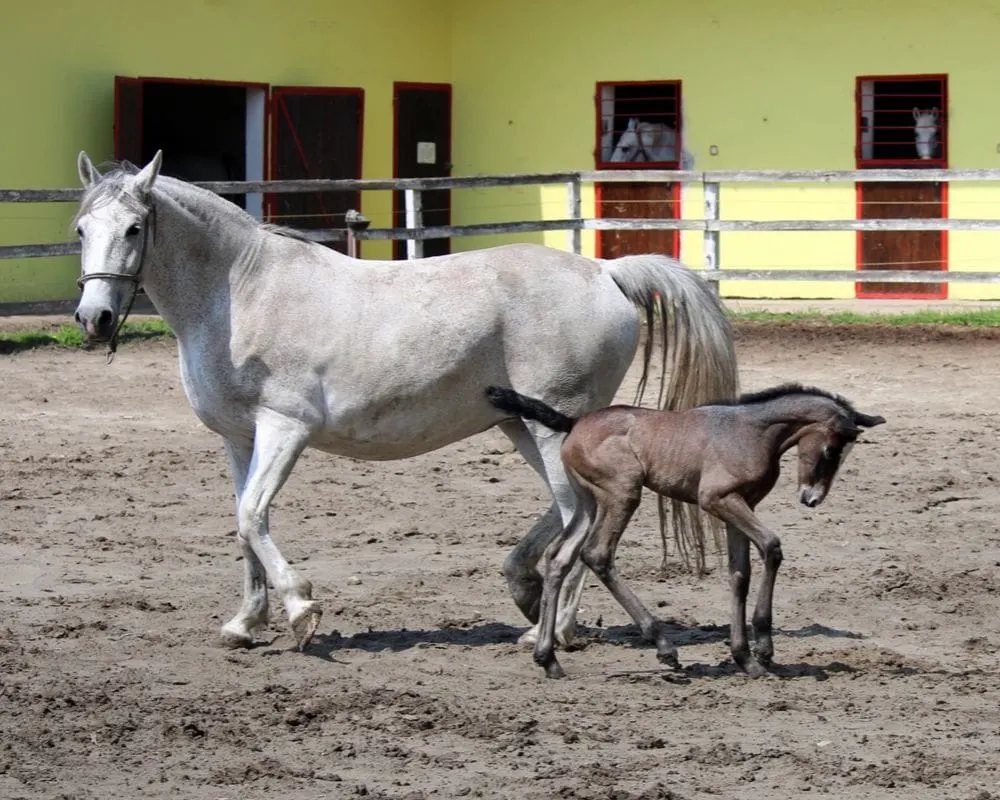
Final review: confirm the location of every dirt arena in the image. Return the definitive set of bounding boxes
[2,323,1000,800]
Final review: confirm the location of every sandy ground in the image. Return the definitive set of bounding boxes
[2,323,1000,800]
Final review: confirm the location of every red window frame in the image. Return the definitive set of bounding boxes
[855,74,948,169]
[595,80,682,170]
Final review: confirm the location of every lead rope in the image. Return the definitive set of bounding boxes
[105,280,140,364]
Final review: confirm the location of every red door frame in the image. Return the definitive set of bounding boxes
[854,182,949,300]
[854,73,948,169]
[854,73,948,299]
[594,182,681,259]
[594,80,682,259]
[117,75,270,165]
[392,82,453,236]
[267,85,366,225]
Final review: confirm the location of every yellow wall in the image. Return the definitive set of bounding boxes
[6,0,1000,303]
[449,0,1000,299]
[0,0,450,302]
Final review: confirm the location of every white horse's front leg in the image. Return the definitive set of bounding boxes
[234,410,322,651]
[518,559,587,648]
[219,436,270,648]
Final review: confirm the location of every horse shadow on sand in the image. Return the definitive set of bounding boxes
[296,618,865,681]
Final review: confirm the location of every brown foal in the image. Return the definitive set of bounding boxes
[486,384,885,679]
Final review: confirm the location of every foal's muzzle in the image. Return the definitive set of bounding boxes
[799,485,825,508]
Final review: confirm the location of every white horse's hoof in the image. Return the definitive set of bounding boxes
[219,623,254,649]
[518,626,540,648]
[291,602,323,651]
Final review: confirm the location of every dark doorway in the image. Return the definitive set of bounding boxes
[114,76,267,214]
[393,83,452,259]
[269,87,364,255]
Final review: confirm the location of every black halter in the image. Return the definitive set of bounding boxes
[76,202,156,364]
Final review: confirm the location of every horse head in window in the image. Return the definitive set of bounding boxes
[913,107,940,160]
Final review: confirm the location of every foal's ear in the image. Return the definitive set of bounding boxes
[134,150,163,197]
[855,412,886,428]
[77,151,101,188]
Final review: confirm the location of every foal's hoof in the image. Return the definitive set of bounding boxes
[291,603,323,652]
[543,660,567,680]
[656,649,682,671]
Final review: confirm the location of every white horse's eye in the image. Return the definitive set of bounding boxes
[125,223,141,237]
[76,226,84,239]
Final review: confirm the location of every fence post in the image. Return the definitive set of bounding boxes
[345,209,370,259]
[703,178,721,294]
[404,189,424,260]
[566,176,582,255]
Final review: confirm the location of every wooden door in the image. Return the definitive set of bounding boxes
[597,182,678,258]
[270,87,364,254]
[857,182,945,298]
[113,76,143,165]
[393,83,452,259]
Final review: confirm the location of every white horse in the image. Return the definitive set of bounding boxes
[609,117,678,163]
[913,107,940,160]
[72,151,738,655]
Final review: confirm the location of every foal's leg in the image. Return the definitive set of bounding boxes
[533,499,597,679]
[705,495,782,676]
[499,419,587,647]
[724,522,761,676]
[219,436,270,648]
[236,410,322,650]
[580,492,679,669]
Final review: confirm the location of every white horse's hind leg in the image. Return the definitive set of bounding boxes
[219,437,270,648]
[499,419,587,648]
[234,410,322,650]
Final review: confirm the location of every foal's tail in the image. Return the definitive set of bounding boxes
[603,254,740,575]
[486,386,576,433]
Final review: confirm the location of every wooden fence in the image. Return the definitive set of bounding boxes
[6,168,1000,287]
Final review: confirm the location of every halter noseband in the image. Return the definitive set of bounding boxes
[76,202,156,364]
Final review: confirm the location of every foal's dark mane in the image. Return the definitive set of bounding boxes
[706,383,857,415]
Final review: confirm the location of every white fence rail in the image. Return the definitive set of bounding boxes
[4,169,1000,287]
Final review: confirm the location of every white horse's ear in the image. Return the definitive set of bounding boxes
[77,151,101,188]
[628,117,638,130]
[930,107,939,119]
[912,107,920,120]
[134,150,163,196]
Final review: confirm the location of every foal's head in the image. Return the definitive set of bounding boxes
[736,384,886,508]
[792,395,885,508]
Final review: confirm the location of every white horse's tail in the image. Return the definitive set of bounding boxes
[604,254,739,575]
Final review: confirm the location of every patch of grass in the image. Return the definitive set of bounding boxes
[729,308,1000,328]
[0,319,174,355]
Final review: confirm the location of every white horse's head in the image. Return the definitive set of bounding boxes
[912,107,939,160]
[609,118,642,162]
[73,150,162,342]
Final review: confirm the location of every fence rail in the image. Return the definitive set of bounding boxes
[5,169,1000,287]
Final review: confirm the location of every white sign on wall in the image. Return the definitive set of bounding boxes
[416,141,437,165]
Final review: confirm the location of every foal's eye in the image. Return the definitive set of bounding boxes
[75,226,84,239]
[125,223,141,237]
